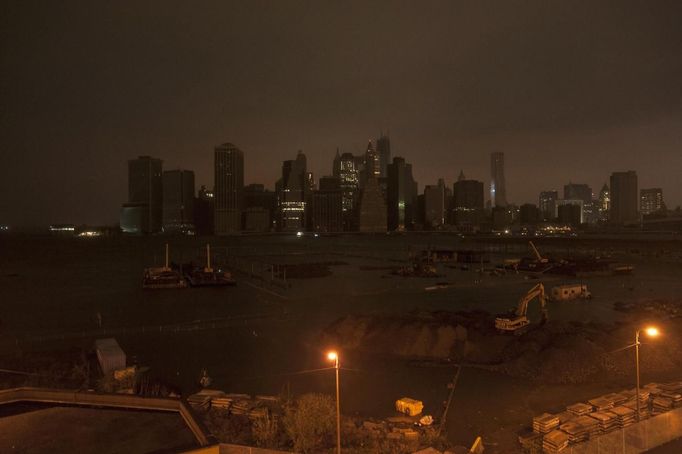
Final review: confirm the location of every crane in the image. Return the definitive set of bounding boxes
[495,283,548,333]
[528,241,548,263]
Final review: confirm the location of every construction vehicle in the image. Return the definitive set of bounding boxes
[529,241,549,264]
[495,283,548,334]
[551,284,591,301]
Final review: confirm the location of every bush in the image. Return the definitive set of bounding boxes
[284,393,336,453]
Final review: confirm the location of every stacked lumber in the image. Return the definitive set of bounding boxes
[558,420,589,444]
[231,399,255,416]
[566,403,592,417]
[588,411,618,434]
[518,429,543,452]
[533,413,560,434]
[542,429,569,453]
[610,405,636,428]
[211,396,233,410]
[588,396,614,412]
[573,415,600,439]
[187,393,211,410]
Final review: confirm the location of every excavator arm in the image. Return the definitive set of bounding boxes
[516,283,548,322]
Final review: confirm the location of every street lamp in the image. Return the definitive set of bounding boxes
[635,326,660,421]
[327,351,341,454]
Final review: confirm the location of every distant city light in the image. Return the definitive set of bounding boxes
[296,231,303,237]
[0,225,9,231]
[49,225,75,232]
[78,230,101,237]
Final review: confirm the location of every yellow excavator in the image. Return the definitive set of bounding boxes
[495,283,548,334]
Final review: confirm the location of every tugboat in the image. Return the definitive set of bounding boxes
[185,244,236,287]
[142,243,187,289]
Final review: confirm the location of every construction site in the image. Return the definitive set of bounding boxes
[1,233,682,453]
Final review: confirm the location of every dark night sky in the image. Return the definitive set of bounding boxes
[1,1,681,226]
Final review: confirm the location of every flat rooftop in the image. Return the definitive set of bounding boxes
[0,403,198,453]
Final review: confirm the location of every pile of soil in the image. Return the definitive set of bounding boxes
[322,312,682,385]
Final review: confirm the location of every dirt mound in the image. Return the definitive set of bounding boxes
[322,312,475,359]
[322,312,682,385]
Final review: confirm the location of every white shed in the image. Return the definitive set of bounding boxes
[95,338,126,375]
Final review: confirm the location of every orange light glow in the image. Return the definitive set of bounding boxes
[645,327,660,337]
[327,351,338,361]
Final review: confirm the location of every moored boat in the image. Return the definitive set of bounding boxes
[143,243,186,289]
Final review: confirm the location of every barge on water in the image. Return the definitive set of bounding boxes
[184,244,236,287]
[143,243,186,289]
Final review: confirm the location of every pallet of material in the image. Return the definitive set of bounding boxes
[610,406,636,428]
[187,393,211,410]
[556,411,575,424]
[533,413,560,434]
[518,429,543,451]
[255,395,279,403]
[566,403,592,416]
[573,416,600,438]
[622,401,650,420]
[588,396,614,411]
[231,399,255,415]
[588,411,618,434]
[211,397,233,410]
[559,420,589,444]
[652,397,674,413]
[658,391,682,406]
[542,429,569,453]
[248,406,269,421]
[601,392,628,406]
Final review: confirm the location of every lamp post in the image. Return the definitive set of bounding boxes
[635,326,660,421]
[327,351,341,454]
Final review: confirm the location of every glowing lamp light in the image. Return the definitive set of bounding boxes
[645,327,660,337]
[327,351,338,361]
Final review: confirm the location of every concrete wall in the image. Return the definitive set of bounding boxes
[561,407,682,453]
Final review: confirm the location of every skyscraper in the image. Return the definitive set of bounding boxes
[424,179,451,228]
[276,150,307,231]
[452,179,484,229]
[490,152,508,207]
[376,133,391,178]
[214,143,244,234]
[564,183,595,223]
[539,190,558,221]
[122,156,163,233]
[363,140,380,180]
[193,185,214,236]
[336,152,359,229]
[357,173,387,232]
[387,157,418,231]
[162,169,195,234]
[311,176,343,232]
[640,188,664,215]
[598,184,610,222]
[609,171,638,225]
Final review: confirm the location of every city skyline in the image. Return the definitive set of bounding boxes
[2,1,682,226]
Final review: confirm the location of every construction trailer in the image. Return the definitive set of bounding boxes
[395,397,424,416]
[551,284,591,301]
[95,338,126,375]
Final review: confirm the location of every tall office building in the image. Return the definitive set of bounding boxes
[609,171,638,225]
[490,152,508,207]
[387,157,418,231]
[519,203,540,225]
[598,184,610,222]
[311,176,343,232]
[276,151,307,232]
[539,190,558,221]
[564,183,595,223]
[357,173,387,232]
[214,143,244,234]
[362,140,380,181]
[194,185,214,236]
[376,133,391,178]
[243,183,275,232]
[452,179,484,229]
[640,188,664,215]
[424,179,451,228]
[121,156,163,234]
[335,152,359,229]
[556,199,584,224]
[162,169,195,234]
